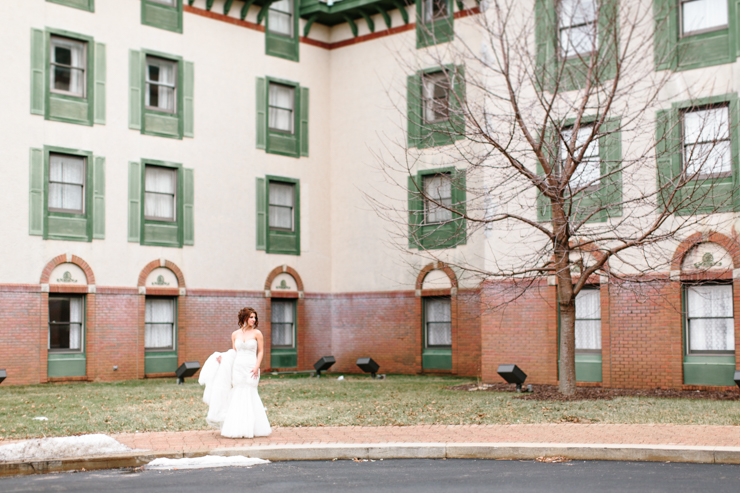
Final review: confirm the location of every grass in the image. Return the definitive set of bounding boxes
[1,375,739,440]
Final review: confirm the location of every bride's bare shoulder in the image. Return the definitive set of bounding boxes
[231,329,241,337]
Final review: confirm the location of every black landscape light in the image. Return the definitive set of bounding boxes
[176,361,201,385]
[356,357,380,378]
[314,356,336,377]
[497,364,529,393]
[735,370,740,389]
[0,369,6,384]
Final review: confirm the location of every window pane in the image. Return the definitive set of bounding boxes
[49,297,83,351]
[270,182,294,207]
[49,154,85,212]
[145,193,175,220]
[684,107,730,143]
[51,37,85,96]
[146,166,176,194]
[424,174,453,223]
[145,167,176,220]
[422,72,450,123]
[269,0,293,36]
[269,84,294,110]
[271,300,294,347]
[575,288,601,350]
[687,285,733,318]
[269,84,294,132]
[426,297,452,347]
[689,318,734,351]
[145,298,174,349]
[561,127,600,188]
[683,107,731,176]
[145,57,177,112]
[423,0,448,23]
[559,0,597,27]
[560,24,597,57]
[683,0,728,34]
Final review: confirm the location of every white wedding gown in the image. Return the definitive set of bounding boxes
[199,339,272,438]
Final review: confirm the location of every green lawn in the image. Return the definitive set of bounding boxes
[1,375,739,440]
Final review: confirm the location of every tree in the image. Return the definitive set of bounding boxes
[373,0,737,395]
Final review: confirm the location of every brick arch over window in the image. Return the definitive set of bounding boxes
[137,259,186,287]
[264,265,304,294]
[671,232,740,271]
[416,262,458,291]
[40,254,96,285]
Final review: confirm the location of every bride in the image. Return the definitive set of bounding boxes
[198,307,272,438]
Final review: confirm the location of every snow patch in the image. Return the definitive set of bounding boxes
[0,434,139,462]
[146,455,270,470]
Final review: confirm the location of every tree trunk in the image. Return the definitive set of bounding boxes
[557,280,577,395]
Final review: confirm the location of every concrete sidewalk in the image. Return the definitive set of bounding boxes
[3,424,740,477]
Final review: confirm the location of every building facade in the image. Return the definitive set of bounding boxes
[0,0,737,389]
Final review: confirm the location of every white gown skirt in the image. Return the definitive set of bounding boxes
[200,343,272,438]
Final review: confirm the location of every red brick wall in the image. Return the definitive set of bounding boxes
[0,286,43,385]
[480,280,559,385]
[456,289,481,377]
[303,294,334,371]
[90,289,140,381]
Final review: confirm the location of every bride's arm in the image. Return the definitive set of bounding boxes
[253,330,265,377]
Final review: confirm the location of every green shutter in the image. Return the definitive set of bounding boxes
[183,168,194,245]
[94,42,106,124]
[46,0,95,11]
[256,177,266,250]
[451,65,466,136]
[407,75,421,148]
[128,161,141,242]
[141,0,183,33]
[30,29,45,116]
[599,119,622,218]
[408,175,422,249]
[92,156,105,239]
[653,0,675,70]
[452,169,467,245]
[129,50,142,130]
[29,148,44,236]
[655,109,679,211]
[256,77,266,149]
[534,0,556,90]
[184,61,194,138]
[300,87,309,157]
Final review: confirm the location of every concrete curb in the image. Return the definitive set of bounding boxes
[3,442,740,477]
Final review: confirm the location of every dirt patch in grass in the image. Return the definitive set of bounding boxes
[448,382,740,401]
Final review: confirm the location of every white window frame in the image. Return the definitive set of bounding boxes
[423,173,453,224]
[48,153,86,215]
[681,105,732,179]
[268,180,295,232]
[48,295,85,353]
[685,283,735,355]
[145,55,178,114]
[145,297,176,351]
[268,82,295,134]
[50,35,87,98]
[679,0,729,37]
[424,296,452,348]
[144,165,178,222]
[558,0,599,59]
[574,286,602,352]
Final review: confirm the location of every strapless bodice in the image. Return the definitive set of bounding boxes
[235,338,257,353]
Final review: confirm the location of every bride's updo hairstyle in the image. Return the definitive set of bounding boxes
[238,307,259,329]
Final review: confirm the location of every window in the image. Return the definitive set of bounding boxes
[681,0,728,36]
[269,83,295,133]
[560,125,601,189]
[46,0,95,12]
[50,36,86,98]
[146,56,177,114]
[269,0,293,37]
[269,182,294,231]
[49,296,84,352]
[48,153,86,214]
[128,160,194,247]
[575,288,601,351]
[255,176,300,255]
[425,297,452,347]
[129,50,193,139]
[686,284,735,354]
[145,298,175,350]
[271,299,295,348]
[682,106,731,178]
[255,77,308,157]
[408,168,467,250]
[141,0,183,33]
[558,0,598,58]
[417,0,453,48]
[423,173,453,224]
[145,165,177,221]
[407,66,465,149]
[422,72,450,124]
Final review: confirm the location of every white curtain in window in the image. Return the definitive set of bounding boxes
[269,84,294,133]
[49,154,85,212]
[271,300,294,346]
[422,73,449,123]
[559,0,598,57]
[146,58,176,112]
[683,0,728,34]
[68,297,83,350]
[145,166,176,220]
[575,289,601,350]
[426,298,452,346]
[269,182,294,229]
[561,127,600,188]
[688,285,734,351]
[683,107,731,176]
[51,37,85,96]
[424,174,453,223]
[145,299,175,349]
[269,0,293,36]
